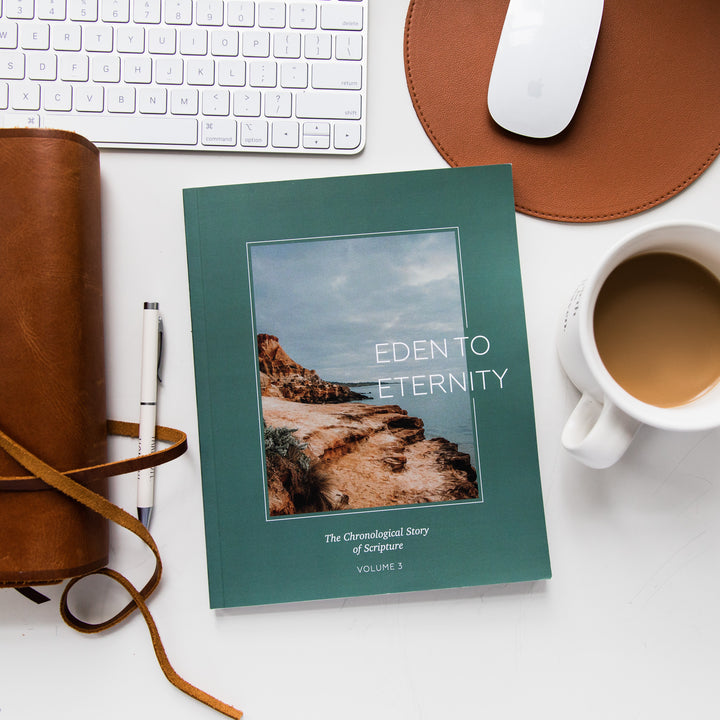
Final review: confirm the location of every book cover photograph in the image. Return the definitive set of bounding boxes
[183,165,551,608]
[253,229,481,517]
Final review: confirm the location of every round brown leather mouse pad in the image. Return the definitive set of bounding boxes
[404,0,720,222]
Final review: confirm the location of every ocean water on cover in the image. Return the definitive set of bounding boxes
[353,382,478,470]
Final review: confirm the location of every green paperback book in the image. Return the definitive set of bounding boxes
[183,165,551,608]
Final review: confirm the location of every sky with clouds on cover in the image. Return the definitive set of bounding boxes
[248,229,468,382]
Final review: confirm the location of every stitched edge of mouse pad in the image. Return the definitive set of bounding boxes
[404,0,720,223]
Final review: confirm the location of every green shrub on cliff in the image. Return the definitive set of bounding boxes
[264,424,310,471]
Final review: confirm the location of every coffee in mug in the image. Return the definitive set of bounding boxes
[557,222,720,468]
[593,252,720,408]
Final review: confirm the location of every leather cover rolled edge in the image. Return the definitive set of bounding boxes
[0,129,108,586]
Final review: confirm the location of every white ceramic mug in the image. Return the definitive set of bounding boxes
[557,222,720,468]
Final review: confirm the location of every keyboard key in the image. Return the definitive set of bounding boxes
[333,120,360,149]
[303,121,328,135]
[91,53,120,81]
[242,30,269,57]
[170,86,197,114]
[164,0,192,25]
[0,52,25,79]
[273,31,300,59]
[187,57,214,84]
[11,81,40,109]
[258,2,286,29]
[303,32,331,59]
[107,84,135,111]
[37,0,68,21]
[210,29,238,56]
[44,112,198,144]
[52,22,81,50]
[334,32,362,60]
[311,61,360,90]
[68,0,99,21]
[101,0,130,22]
[302,120,329,148]
[239,119,267,146]
[233,88,260,115]
[201,87,229,115]
[248,59,275,87]
[20,24,51,51]
[123,54,151,82]
[0,23,20,49]
[271,119,298,148]
[201,116,236,145]
[320,4,362,31]
[138,86,166,112]
[295,90,360,119]
[196,0,223,26]
[133,0,160,24]
[43,81,72,109]
[84,24,113,52]
[116,26,145,52]
[289,4,316,30]
[217,58,245,86]
[179,28,207,55]
[226,1,255,28]
[75,83,104,111]
[302,132,329,149]
[264,89,290,117]
[59,52,88,80]
[155,56,183,84]
[27,52,56,79]
[5,0,36,20]
[148,26,176,53]
[2,111,41,127]
[279,61,307,88]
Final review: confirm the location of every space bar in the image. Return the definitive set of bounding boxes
[42,115,198,146]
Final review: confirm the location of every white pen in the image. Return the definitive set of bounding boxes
[137,301,162,529]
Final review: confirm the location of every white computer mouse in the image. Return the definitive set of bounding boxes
[487,0,604,139]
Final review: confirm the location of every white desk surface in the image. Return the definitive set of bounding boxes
[3,2,720,718]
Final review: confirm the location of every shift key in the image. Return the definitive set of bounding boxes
[295,92,361,120]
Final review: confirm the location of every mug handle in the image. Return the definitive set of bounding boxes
[561,393,641,469]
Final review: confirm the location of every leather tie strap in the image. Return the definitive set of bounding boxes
[0,423,243,720]
[0,420,188,491]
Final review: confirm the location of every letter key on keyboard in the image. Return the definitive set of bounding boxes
[0,0,367,153]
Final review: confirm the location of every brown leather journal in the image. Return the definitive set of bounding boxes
[0,128,108,586]
[0,129,240,718]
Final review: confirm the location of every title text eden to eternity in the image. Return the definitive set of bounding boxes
[374,335,508,397]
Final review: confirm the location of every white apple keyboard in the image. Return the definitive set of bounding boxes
[0,0,366,153]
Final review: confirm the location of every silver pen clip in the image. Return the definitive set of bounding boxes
[157,316,164,384]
